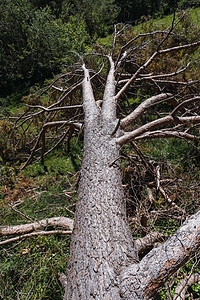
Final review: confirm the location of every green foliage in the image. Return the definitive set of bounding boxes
[116,0,200,23]
[178,0,200,9]
[159,256,200,299]
[68,0,120,36]
[0,0,89,95]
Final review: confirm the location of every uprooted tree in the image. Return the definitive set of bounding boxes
[4,17,200,299]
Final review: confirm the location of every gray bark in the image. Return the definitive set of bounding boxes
[65,117,138,299]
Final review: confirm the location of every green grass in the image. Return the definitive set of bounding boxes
[0,235,70,299]
[134,7,200,32]
[97,7,200,47]
[0,148,80,299]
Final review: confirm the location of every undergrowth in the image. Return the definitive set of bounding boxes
[0,145,81,299]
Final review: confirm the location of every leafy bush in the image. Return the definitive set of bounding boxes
[0,0,89,94]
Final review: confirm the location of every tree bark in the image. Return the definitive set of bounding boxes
[65,116,138,299]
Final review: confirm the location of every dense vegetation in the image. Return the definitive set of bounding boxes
[1,0,200,98]
[0,2,200,299]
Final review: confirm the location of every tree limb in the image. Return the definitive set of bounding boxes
[135,232,166,256]
[116,115,200,145]
[21,121,81,169]
[26,104,83,112]
[171,97,200,116]
[0,217,74,235]
[115,41,200,101]
[134,130,196,141]
[117,63,191,85]
[82,63,99,122]
[119,210,200,299]
[0,230,72,246]
[120,93,173,129]
[102,56,116,121]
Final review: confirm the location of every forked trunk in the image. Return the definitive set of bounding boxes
[62,60,200,300]
[64,117,138,299]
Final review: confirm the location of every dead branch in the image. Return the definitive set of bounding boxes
[118,64,192,85]
[158,186,185,213]
[0,230,72,246]
[171,97,200,116]
[0,217,74,235]
[134,130,196,141]
[147,188,155,204]
[102,55,116,120]
[135,231,166,256]
[26,104,83,112]
[115,29,174,68]
[120,93,173,129]
[8,204,33,222]
[21,121,82,169]
[119,210,200,299]
[173,273,200,300]
[42,128,70,162]
[116,115,200,145]
[155,164,160,190]
[115,41,200,101]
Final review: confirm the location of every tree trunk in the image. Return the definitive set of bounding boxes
[62,60,200,300]
[65,116,138,299]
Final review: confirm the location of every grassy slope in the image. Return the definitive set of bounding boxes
[1,8,200,300]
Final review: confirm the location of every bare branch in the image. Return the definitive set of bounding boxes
[160,41,200,55]
[135,232,166,256]
[0,217,74,235]
[173,273,200,300]
[118,64,191,85]
[43,128,70,159]
[115,41,200,101]
[134,130,197,141]
[0,230,72,246]
[115,30,173,68]
[116,115,200,145]
[115,52,158,101]
[171,97,200,116]
[120,93,173,129]
[21,121,82,169]
[8,204,33,222]
[102,56,116,120]
[82,63,99,122]
[26,104,83,112]
[158,186,185,213]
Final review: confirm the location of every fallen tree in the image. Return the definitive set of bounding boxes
[5,16,200,299]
